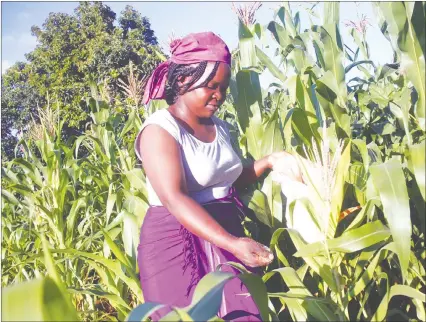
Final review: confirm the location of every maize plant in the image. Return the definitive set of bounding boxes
[2,94,150,320]
[128,2,425,321]
[2,2,425,321]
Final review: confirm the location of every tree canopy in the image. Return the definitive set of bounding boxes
[1,2,162,160]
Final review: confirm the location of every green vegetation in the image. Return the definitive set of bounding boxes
[2,2,425,321]
[1,2,162,161]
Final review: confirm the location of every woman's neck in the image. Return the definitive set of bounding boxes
[168,103,212,129]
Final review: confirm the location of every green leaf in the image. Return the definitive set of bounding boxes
[2,277,79,321]
[259,108,284,228]
[120,109,137,139]
[352,139,370,171]
[87,260,120,296]
[347,163,367,194]
[349,28,370,60]
[255,46,286,82]
[124,168,147,192]
[347,242,396,301]
[12,158,43,187]
[123,191,149,222]
[345,60,375,74]
[308,83,325,127]
[102,229,133,269]
[1,189,19,206]
[294,75,318,121]
[263,269,307,321]
[285,39,310,73]
[106,184,116,224]
[315,71,350,136]
[346,199,379,231]
[291,108,318,147]
[261,175,284,229]
[238,19,256,68]
[147,99,168,116]
[269,227,290,266]
[41,237,61,286]
[122,211,139,265]
[370,157,412,282]
[68,286,131,311]
[126,302,164,322]
[264,267,341,321]
[154,48,167,62]
[270,228,339,293]
[253,22,263,40]
[241,189,272,227]
[167,308,195,321]
[52,248,143,303]
[91,108,109,125]
[277,4,297,38]
[310,30,326,69]
[330,141,352,234]
[184,271,235,321]
[267,21,292,48]
[316,23,345,95]
[294,221,391,257]
[323,2,340,25]
[390,87,412,144]
[407,141,425,201]
[66,197,86,244]
[103,227,121,259]
[286,197,323,241]
[375,2,425,130]
[235,70,263,160]
[372,284,426,321]
[261,108,284,157]
[237,273,270,322]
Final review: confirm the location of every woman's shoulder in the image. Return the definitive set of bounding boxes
[141,108,181,141]
[143,108,178,128]
[143,108,173,124]
[135,109,181,161]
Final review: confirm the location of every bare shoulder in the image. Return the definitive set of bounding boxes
[137,122,187,203]
[137,124,178,159]
[135,109,181,160]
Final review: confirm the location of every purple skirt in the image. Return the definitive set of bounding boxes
[137,199,261,321]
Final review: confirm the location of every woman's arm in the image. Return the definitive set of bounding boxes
[138,125,273,267]
[233,155,272,190]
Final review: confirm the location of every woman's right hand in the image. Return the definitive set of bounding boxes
[230,237,274,268]
[268,151,304,183]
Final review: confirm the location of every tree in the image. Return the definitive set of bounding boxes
[1,62,45,161]
[119,5,158,45]
[1,1,162,160]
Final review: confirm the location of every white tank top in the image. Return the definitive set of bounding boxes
[134,109,243,206]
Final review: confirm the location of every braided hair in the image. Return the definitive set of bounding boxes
[165,61,220,105]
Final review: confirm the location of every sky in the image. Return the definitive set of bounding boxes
[1,1,394,83]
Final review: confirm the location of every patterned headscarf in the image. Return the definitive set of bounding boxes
[142,32,231,105]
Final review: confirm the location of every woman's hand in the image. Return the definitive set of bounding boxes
[268,151,303,183]
[230,237,274,267]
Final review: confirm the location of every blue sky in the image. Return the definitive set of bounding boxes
[2,1,393,83]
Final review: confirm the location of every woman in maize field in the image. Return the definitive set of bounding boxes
[135,31,303,321]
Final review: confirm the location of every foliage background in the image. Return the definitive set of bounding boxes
[1,2,425,321]
[1,2,162,161]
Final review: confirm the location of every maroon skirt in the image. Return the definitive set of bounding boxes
[137,197,262,321]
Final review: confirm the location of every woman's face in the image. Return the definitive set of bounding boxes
[177,62,231,118]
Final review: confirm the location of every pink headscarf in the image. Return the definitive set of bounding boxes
[142,32,231,105]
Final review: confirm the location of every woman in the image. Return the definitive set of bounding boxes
[135,32,302,321]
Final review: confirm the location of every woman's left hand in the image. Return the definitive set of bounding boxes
[267,151,303,183]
